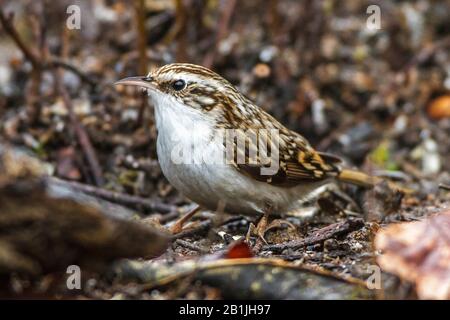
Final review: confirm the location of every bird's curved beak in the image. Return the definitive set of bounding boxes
[114,76,156,91]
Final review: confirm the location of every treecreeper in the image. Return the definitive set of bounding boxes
[115,63,376,240]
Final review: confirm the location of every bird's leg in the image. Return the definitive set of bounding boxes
[251,213,270,253]
[253,205,296,250]
[245,222,255,244]
[255,213,270,245]
[170,204,201,234]
[252,202,275,250]
[253,201,277,245]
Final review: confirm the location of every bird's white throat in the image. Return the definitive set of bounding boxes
[150,92,222,167]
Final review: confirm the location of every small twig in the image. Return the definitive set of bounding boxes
[1,7,103,185]
[170,205,201,234]
[0,10,40,69]
[53,70,104,186]
[263,218,365,253]
[402,36,450,72]
[159,210,181,223]
[174,239,209,254]
[47,58,97,87]
[0,9,97,88]
[49,177,175,213]
[171,220,212,240]
[163,0,185,45]
[203,0,237,68]
[384,35,450,95]
[439,184,450,191]
[1,8,44,123]
[268,0,281,42]
[134,0,148,76]
[133,0,149,127]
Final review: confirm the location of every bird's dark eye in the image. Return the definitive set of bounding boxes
[172,79,186,91]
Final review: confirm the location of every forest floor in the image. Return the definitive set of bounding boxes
[0,0,449,299]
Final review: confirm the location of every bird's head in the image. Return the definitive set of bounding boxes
[115,63,246,118]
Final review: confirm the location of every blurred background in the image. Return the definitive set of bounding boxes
[0,0,450,300]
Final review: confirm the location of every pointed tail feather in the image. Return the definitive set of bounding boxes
[337,169,415,194]
[337,169,377,188]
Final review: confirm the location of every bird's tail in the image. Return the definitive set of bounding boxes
[337,168,416,195]
[336,169,378,188]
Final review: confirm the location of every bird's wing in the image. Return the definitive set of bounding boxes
[227,129,340,187]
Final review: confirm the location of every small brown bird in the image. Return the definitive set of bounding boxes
[116,63,375,237]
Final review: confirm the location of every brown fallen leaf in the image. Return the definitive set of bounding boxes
[375,211,450,299]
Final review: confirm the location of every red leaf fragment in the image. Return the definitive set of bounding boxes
[225,240,253,259]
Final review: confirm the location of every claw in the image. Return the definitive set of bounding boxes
[253,217,297,247]
[264,219,296,234]
[254,213,269,245]
[245,222,255,244]
[257,229,269,245]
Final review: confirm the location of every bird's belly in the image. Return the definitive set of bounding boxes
[157,136,248,213]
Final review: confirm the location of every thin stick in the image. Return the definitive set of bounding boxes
[49,177,176,213]
[1,7,103,185]
[203,0,237,68]
[134,0,148,76]
[133,0,149,126]
[170,205,201,234]
[0,10,40,69]
[163,0,184,44]
[0,9,96,88]
[0,8,43,124]
[439,184,450,191]
[174,239,209,254]
[263,218,364,253]
[47,58,97,87]
[171,220,212,240]
[53,70,104,186]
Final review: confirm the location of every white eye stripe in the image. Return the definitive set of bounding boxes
[196,96,215,105]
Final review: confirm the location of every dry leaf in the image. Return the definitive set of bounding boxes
[375,211,450,299]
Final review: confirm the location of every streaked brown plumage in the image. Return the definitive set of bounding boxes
[115,63,375,219]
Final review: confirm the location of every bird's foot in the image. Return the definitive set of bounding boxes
[264,219,296,234]
[250,216,297,252]
[245,222,255,244]
[255,213,269,245]
[246,213,269,253]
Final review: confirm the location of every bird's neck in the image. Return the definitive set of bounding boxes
[152,98,216,148]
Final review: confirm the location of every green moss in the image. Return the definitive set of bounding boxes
[369,141,398,171]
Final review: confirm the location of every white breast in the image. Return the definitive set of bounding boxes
[153,96,227,207]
